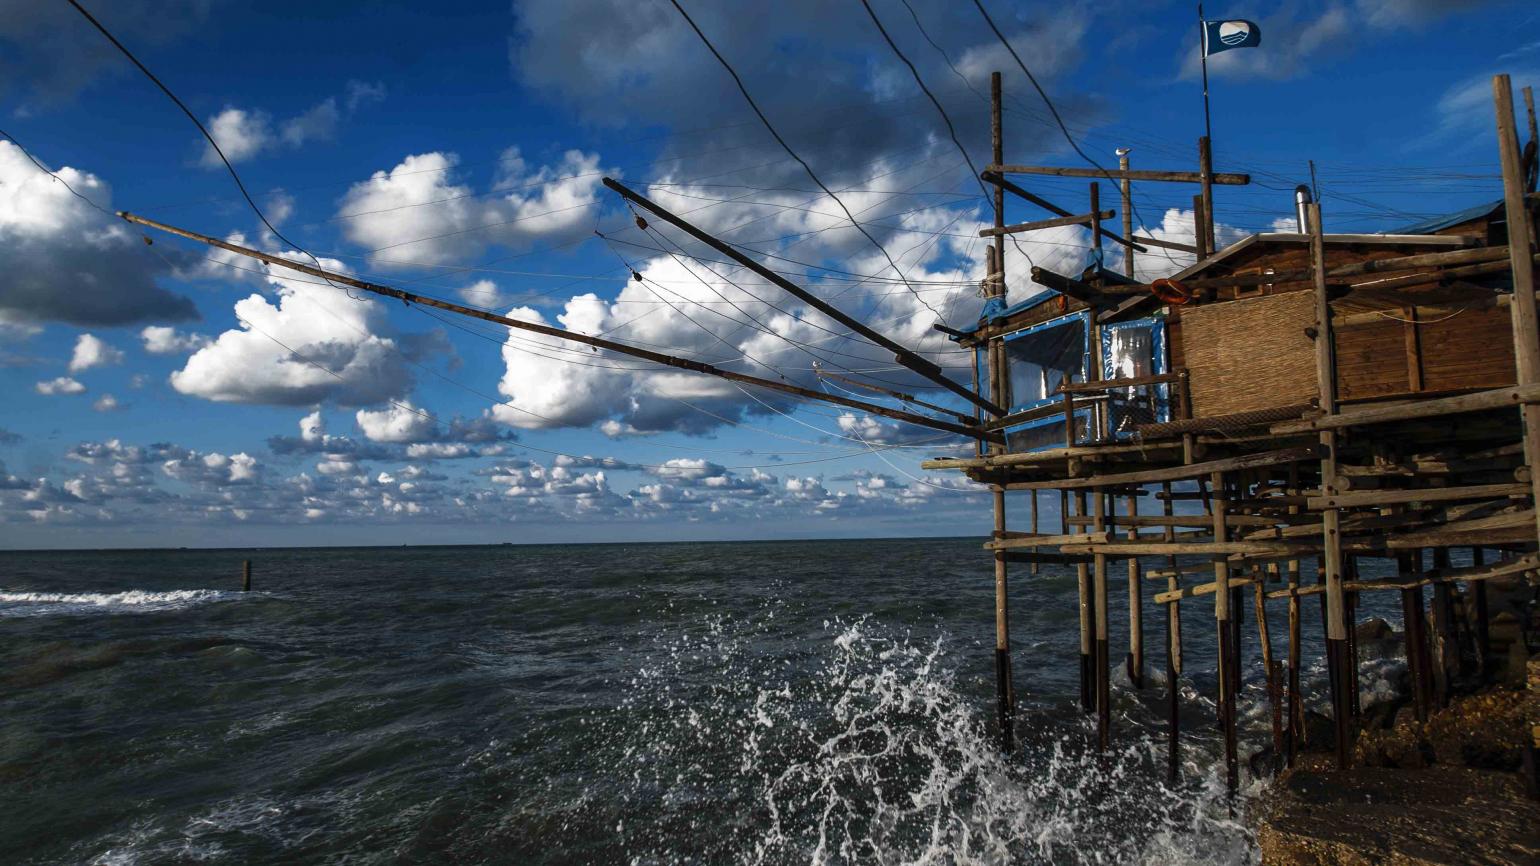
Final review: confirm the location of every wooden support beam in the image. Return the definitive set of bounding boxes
[979,171,1147,252]
[1272,384,1540,434]
[1060,540,1316,557]
[987,163,1250,186]
[979,210,1114,237]
[600,178,1007,417]
[1030,266,1117,307]
[1132,234,1199,254]
[985,531,1107,550]
[1308,482,1530,510]
[1002,445,1326,491]
[119,212,1004,445]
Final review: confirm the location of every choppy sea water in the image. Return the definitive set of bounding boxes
[1,539,1394,864]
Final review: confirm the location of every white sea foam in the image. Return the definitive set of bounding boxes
[0,588,231,617]
[601,611,1257,865]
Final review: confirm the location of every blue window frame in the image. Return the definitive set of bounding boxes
[1099,316,1170,439]
[1000,311,1091,414]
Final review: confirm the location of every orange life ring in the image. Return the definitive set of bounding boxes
[1150,278,1193,305]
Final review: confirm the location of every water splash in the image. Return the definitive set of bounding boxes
[590,609,1257,865]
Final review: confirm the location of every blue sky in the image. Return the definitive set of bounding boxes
[1,0,1536,548]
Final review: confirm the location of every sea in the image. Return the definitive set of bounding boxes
[1,539,1392,864]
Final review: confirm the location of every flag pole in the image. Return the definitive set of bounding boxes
[1198,3,1212,141]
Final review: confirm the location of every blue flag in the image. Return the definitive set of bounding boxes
[1202,19,1261,56]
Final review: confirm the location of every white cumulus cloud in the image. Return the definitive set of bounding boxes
[68,333,124,372]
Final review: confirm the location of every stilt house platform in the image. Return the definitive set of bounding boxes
[922,73,1540,789]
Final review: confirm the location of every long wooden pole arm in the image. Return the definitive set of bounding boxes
[600,177,1006,417]
[118,212,1004,445]
[980,171,1147,253]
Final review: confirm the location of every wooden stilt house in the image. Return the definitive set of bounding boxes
[925,73,1540,792]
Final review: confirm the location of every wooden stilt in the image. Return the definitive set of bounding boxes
[1076,490,1094,713]
[1163,480,1182,782]
[1255,573,1284,773]
[1345,558,1361,720]
[1430,548,1457,707]
[1307,201,1352,770]
[1286,467,1303,766]
[1493,76,1540,550]
[1029,491,1040,575]
[993,488,1015,750]
[1472,547,1492,674]
[1126,491,1144,689]
[1212,471,1239,792]
[1094,489,1112,750]
[241,559,251,593]
[1402,552,1432,723]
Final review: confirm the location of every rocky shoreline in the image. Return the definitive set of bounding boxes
[1253,594,1539,866]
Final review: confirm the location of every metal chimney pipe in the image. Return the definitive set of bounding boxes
[1294,185,1313,233]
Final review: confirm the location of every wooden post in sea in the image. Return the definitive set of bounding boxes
[1212,470,1239,792]
[1162,480,1183,782]
[1126,491,1144,690]
[242,559,251,592]
[1285,465,1304,766]
[987,70,1016,752]
[1076,490,1095,713]
[1308,199,1353,770]
[1093,489,1112,750]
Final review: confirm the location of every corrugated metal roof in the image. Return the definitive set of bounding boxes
[1389,199,1502,235]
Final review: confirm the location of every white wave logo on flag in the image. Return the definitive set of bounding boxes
[1219,21,1251,46]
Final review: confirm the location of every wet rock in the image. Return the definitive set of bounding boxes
[1257,765,1540,865]
[1354,616,1395,644]
[1302,710,1335,753]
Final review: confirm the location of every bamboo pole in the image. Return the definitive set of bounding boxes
[1494,75,1540,550]
[1309,200,1352,770]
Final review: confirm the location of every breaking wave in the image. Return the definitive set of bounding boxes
[571,612,1257,865]
[0,588,234,617]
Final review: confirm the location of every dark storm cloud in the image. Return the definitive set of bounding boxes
[510,0,1100,188]
[0,0,216,104]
